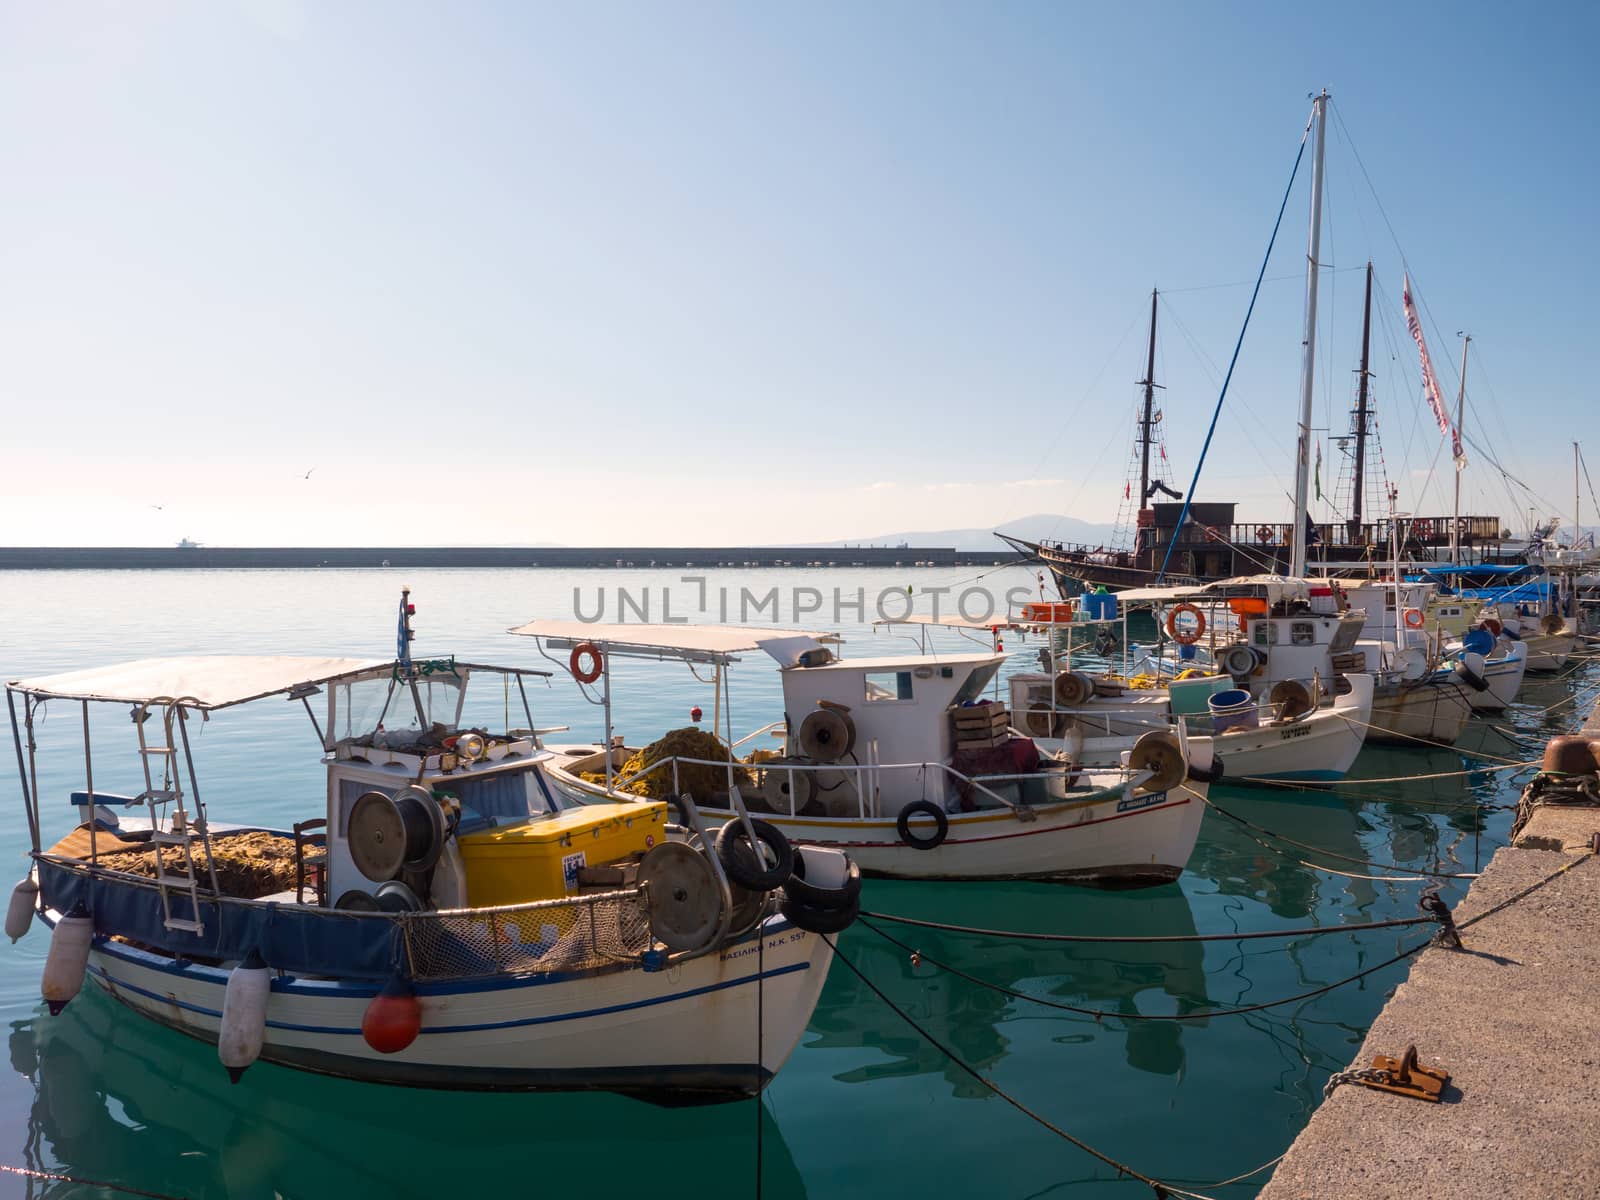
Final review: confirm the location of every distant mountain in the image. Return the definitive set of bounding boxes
[816,513,1118,553]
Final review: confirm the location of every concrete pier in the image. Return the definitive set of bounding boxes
[1258,708,1600,1198]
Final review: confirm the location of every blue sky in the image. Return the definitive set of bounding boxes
[2,1,1593,546]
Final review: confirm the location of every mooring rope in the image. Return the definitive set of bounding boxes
[820,933,1222,1200]
[1202,796,1485,879]
[858,910,1436,945]
[858,917,1436,1022]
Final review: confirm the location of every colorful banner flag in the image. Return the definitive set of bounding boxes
[1402,274,1466,470]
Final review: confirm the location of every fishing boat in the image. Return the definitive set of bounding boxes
[518,621,1209,887]
[7,594,847,1101]
[1008,579,1374,781]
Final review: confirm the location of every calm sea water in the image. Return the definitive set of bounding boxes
[0,568,1578,1199]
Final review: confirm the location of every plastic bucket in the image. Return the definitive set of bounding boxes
[1207,689,1259,733]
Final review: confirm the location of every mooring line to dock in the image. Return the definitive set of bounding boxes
[858,917,1436,1022]
[0,1163,189,1199]
[820,932,1224,1200]
[1201,797,1485,879]
[857,910,1437,944]
[1230,759,1537,793]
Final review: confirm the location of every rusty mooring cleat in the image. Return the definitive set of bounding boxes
[1356,1045,1449,1102]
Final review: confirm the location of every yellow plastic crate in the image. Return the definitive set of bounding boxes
[455,802,667,907]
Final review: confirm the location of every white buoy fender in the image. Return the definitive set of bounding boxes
[42,902,92,1015]
[6,876,39,943]
[219,947,271,1083]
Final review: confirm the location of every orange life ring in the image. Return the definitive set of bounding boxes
[1402,608,1425,630]
[1165,603,1207,645]
[1256,525,1274,543]
[569,642,604,684]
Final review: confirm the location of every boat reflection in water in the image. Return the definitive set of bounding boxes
[806,880,1212,1092]
[16,988,810,1200]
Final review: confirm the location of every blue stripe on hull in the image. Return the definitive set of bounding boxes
[89,959,810,1037]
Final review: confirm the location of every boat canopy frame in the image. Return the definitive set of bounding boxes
[6,655,554,861]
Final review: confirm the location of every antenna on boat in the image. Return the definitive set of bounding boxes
[1290,89,1330,578]
[396,587,428,726]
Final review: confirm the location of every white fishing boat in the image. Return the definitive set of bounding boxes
[7,594,847,1101]
[1014,575,1377,781]
[517,622,1208,887]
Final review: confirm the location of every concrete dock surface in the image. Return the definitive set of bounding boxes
[1259,775,1600,1197]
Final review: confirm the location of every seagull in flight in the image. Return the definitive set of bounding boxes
[300,467,317,480]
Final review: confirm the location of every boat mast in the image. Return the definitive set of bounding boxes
[1451,333,1470,561]
[1290,90,1329,578]
[1137,288,1158,514]
[1350,260,1374,542]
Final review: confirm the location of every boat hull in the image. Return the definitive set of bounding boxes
[1522,632,1576,673]
[1465,643,1529,711]
[1366,679,1472,746]
[1048,675,1374,783]
[64,912,828,1103]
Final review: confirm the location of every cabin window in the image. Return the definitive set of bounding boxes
[1291,622,1315,647]
[865,671,914,703]
[1253,621,1278,647]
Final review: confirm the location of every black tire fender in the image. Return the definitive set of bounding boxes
[779,890,861,935]
[783,849,863,910]
[895,801,949,850]
[1454,661,1490,693]
[715,818,794,892]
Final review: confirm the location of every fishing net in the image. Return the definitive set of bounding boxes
[95,830,300,899]
[581,727,755,801]
[403,890,653,980]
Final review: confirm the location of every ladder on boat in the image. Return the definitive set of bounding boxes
[134,702,219,934]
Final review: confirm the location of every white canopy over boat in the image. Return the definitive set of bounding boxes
[7,656,394,710]
[1116,576,1314,604]
[508,620,834,666]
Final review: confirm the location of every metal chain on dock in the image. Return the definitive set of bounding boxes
[1322,1065,1403,1100]
[0,1163,190,1199]
[1508,769,1600,841]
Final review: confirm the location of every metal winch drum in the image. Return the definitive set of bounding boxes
[347,785,447,884]
[637,841,724,952]
[1269,679,1315,721]
[798,707,856,763]
[1127,730,1185,795]
[1053,671,1095,708]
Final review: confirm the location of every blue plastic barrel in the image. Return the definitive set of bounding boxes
[1460,628,1495,657]
[1208,689,1259,733]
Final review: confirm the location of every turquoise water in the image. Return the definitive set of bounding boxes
[0,568,1580,1199]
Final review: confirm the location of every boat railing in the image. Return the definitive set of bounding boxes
[609,753,1142,823]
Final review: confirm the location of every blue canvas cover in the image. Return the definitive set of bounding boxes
[37,857,403,980]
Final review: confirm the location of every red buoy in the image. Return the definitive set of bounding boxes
[362,976,421,1054]
[689,706,703,723]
